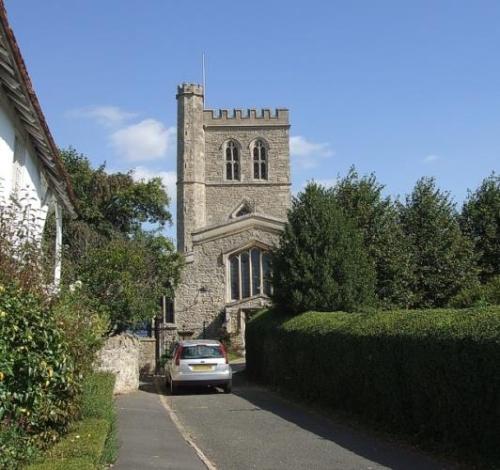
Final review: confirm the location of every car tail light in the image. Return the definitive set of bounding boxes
[220,344,228,364]
[174,346,183,366]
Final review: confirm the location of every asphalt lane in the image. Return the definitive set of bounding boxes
[166,364,451,470]
[114,380,206,470]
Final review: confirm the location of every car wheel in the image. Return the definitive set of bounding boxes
[223,381,232,394]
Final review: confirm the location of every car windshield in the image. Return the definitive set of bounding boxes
[180,345,223,359]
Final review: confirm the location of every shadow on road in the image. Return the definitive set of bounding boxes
[139,364,455,470]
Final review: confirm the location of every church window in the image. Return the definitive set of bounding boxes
[252,140,267,179]
[230,256,240,300]
[229,247,271,301]
[225,140,240,180]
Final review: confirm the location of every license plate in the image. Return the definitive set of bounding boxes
[192,364,213,372]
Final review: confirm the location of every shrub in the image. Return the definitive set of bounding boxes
[271,183,375,314]
[25,373,117,470]
[0,424,38,470]
[52,288,108,375]
[0,282,79,452]
[246,307,500,467]
[450,275,500,308]
[81,373,117,465]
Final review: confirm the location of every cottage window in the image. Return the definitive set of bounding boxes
[252,140,267,179]
[225,140,240,180]
[229,248,272,301]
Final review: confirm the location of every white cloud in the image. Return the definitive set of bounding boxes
[67,105,137,127]
[423,154,440,163]
[290,135,334,168]
[131,166,177,202]
[110,119,176,161]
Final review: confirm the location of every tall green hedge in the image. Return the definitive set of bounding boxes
[246,307,500,467]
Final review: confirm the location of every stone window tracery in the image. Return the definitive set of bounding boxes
[225,140,240,180]
[252,140,267,180]
[229,247,272,301]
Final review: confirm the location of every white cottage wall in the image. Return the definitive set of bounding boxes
[0,95,49,240]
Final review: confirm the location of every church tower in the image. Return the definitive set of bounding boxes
[174,82,291,349]
[176,83,206,253]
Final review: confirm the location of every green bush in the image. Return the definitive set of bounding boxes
[81,373,115,422]
[52,288,108,376]
[246,307,500,467]
[25,373,117,470]
[81,373,117,465]
[0,281,80,467]
[450,275,500,307]
[0,425,38,470]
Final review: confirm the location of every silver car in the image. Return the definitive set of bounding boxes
[166,340,232,394]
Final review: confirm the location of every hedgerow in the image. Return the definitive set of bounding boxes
[246,307,500,467]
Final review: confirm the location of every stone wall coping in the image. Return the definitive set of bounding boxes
[191,213,286,245]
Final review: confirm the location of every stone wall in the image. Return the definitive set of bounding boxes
[138,337,156,376]
[97,334,140,394]
[175,227,281,339]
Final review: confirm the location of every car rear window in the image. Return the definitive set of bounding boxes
[180,345,224,359]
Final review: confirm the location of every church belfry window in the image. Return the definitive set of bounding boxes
[252,140,267,180]
[225,140,240,180]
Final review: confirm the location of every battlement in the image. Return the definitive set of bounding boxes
[203,108,289,127]
[177,83,204,97]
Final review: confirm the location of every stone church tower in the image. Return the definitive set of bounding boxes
[173,83,291,349]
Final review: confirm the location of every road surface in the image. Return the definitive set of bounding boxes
[164,364,450,470]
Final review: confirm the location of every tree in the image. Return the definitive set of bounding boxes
[331,167,413,308]
[60,147,171,238]
[271,183,375,314]
[399,177,477,308]
[45,147,183,333]
[461,173,500,282]
[78,234,182,333]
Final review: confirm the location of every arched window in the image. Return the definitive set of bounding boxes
[229,247,272,301]
[225,140,240,180]
[252,140,267,180]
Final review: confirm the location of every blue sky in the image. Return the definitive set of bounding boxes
[6,0,500,237]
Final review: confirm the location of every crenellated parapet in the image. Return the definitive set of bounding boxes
[204,108,289,127]
[177,83,204,97]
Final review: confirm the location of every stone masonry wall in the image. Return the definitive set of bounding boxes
[204,126,290,226]
[175,227,281,338]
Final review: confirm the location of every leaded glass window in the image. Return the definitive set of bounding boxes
[228,248,272,301]
[252,140,267,179]
[225,140,240,180]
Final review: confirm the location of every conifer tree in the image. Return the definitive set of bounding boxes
[461,173,500,282]
[332,167,413,308]
[271,183,375,314]
[399,177,477,307]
